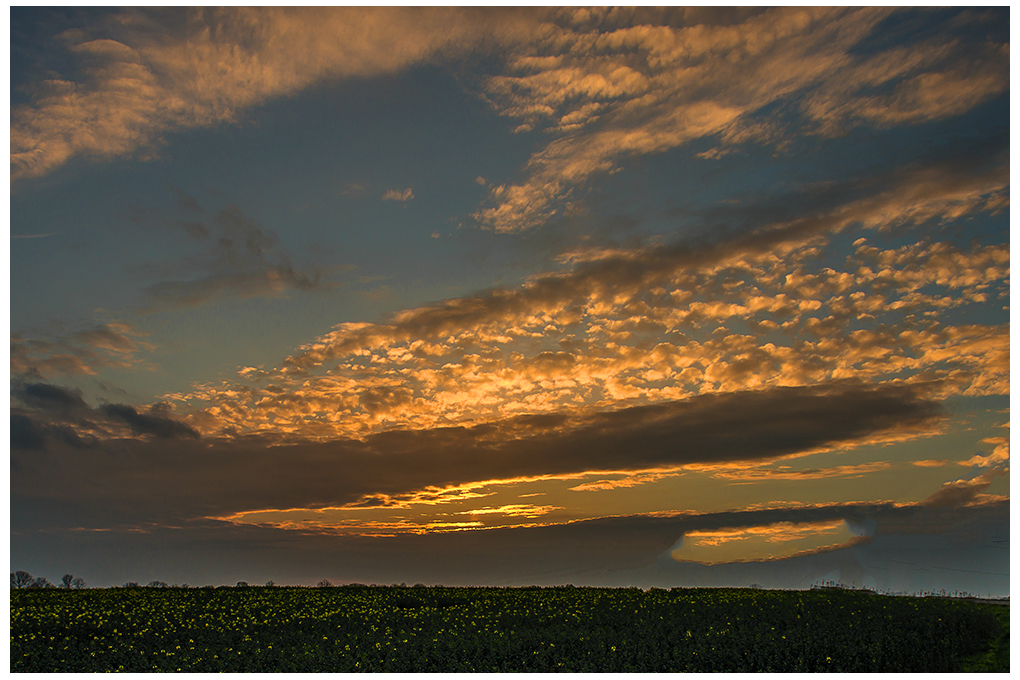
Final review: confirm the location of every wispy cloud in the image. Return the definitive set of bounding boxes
[710,462,894,482]
[473,7,1007,231]
[139,205,320,311]
[10,7,543,182]
[382,187,414,202]
[11,322,154,380]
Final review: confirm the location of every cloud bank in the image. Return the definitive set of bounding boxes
[12,380,943,529]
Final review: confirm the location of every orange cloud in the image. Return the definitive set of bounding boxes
[672,519,870,565]
[568,468,684,492]
[456,504,562,518]
[710,462,893,482]
[170,212,1005,442]
[382,187,414,202]
[960,437,1009,469]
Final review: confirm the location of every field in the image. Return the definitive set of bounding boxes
[11,585,1008,672]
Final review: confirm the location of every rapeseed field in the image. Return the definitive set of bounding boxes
[11,585,1007,672]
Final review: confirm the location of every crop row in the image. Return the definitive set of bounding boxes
[11,586,1004,672]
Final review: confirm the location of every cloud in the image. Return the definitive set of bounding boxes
[672,519,872,565]
[285,142,1006,375]
[709,462,893,482]
[473,7,1007,231]
[11,322,153,380]
[11,414,49,451]
[140,140,1007,442]
[11,7,544,181]
[10,490,1008,589]
[960,438,1009,469]
[100,403,200,440]
[12,381,199,446]
[922,468,1008,508]
[11,381,942,528]
[168,186,202,215]
[139,205,320,310]
[10,413,98,451]
[382,187,414,202]
[569,469,682,492]
[15,382,90,413]
[340,182,369,197]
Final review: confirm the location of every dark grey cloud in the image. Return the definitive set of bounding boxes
[11,413,98,450]
[11,380,198,448]
[100,403,200,440]
[15,382,89,413]
[11,381,942,528]
[11,413,46,450]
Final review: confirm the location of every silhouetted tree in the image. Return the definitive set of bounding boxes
[147,580,169,588]
[71,577,87,589]
[317,579,332,587]
[29,577,53,588]
[61,574,74,589]
[236,581,249,588]
[11,571,33,589]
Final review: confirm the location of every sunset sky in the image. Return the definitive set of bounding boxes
[9,7,1010,595]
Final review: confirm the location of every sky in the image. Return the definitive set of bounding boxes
[8,6,1010,595]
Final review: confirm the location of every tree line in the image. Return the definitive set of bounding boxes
[11,571,86,589]
[9,573,422,590]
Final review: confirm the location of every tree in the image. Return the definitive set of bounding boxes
[317,579,332,587]
[147,581,169,588]
[11,571,33,589]
[29,577,53,588]
[61,574,74,589]
[71,577,87,590]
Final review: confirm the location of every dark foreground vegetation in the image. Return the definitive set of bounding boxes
[11,585,1008,672]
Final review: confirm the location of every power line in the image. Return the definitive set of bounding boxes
[888,560,1007,576]
[927,565,1009,577]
